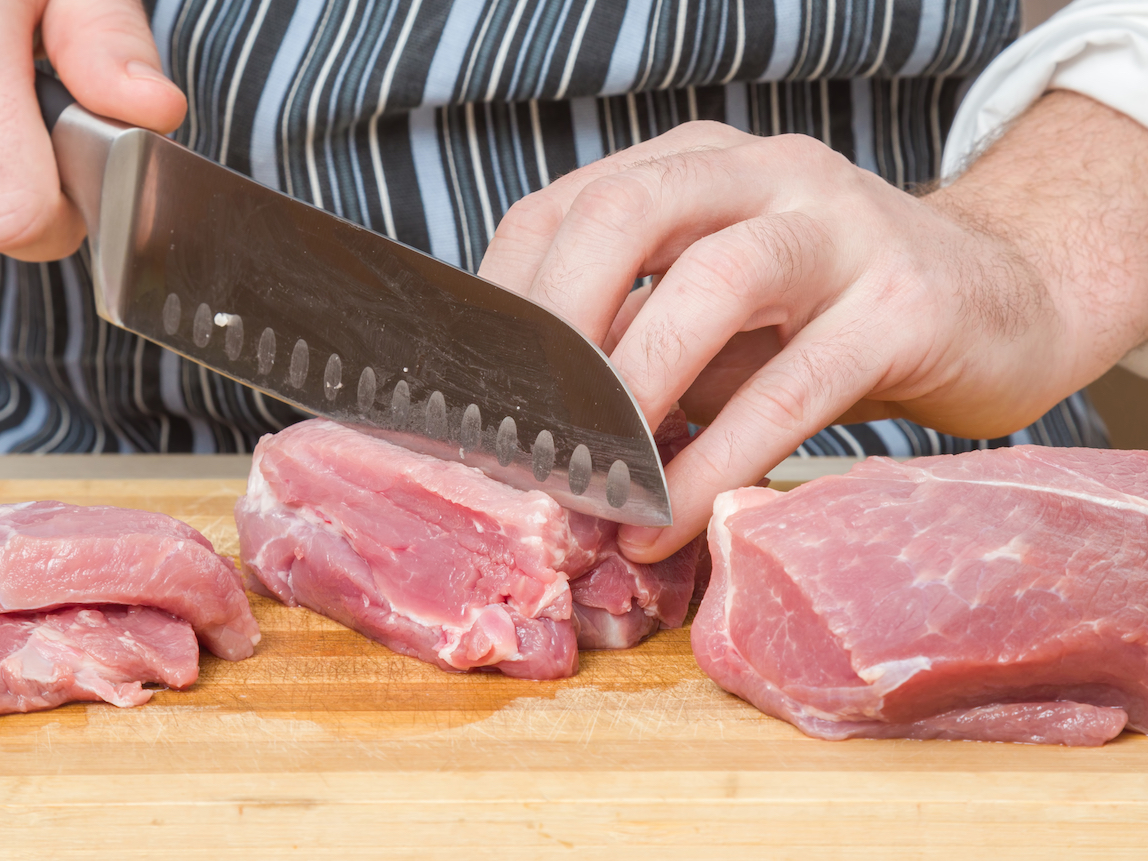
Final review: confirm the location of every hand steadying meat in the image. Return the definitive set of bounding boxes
[0,0,186,261]
[478,91,1148,563]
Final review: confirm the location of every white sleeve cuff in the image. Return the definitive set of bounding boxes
[940,0,1148,377]
[942,0,1148,182]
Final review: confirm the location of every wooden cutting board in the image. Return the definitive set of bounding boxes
[1,474,1147,860]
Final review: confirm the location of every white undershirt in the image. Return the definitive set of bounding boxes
[940,0,1148,375]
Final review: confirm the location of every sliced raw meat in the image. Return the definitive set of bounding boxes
[0,605,199,713]
[571,537,700,650]
[569,407,699,649]
[236,420,598,678]
[692,447,1148,746]
[0,501,259,660]
[235,419,699,678]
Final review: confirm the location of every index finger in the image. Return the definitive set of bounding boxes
[477,121,749,302]
[617,298,896,561]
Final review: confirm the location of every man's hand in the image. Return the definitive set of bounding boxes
[478,92,1148,562]
[1,0,187,261]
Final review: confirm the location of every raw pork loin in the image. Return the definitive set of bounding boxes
[692,447,1148,746]
[0,606,199,713]
[0,500,259,715]
[235,419,697,679]
[0,501,259,661]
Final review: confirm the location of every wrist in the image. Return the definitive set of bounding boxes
[931,90,1148,386]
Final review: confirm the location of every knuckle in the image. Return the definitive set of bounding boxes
[675,211,834,309]
[760,134,856,186]
[750,336,880,435]
[494,191,564,242]
[639,152,699,191]
[760,213,835,295]
[677,233,760,306]
[746,216,807,292]
[568,173,655,233]
[533,249,577,303]
[759,133,813,164]
[745,368,814,433]
[665,120,747,148]
[770,133,830,163]
[653,148,730,195]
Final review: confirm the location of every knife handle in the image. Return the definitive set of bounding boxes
[34,70,124,236]
[35,70,135,323]
[34,71,77,133]
[35,70,123,237]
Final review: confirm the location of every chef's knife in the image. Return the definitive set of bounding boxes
[35,72,671,527]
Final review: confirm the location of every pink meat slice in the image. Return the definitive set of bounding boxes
[235,418,699,678]
[0,501,259,660]
[236,420,607,678]
[0,605,199,714]
[692,447,1148,746]
[570,536,700,650]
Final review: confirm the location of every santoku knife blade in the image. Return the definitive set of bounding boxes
[35,72,671,526]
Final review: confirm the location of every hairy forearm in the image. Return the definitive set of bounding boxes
[927,90,1148,388]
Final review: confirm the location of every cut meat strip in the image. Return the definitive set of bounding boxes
[692,447,1148,746]
[570,536,700,650]
[0,605,199,714]
[235,419,699,678]
[0,501,259,660]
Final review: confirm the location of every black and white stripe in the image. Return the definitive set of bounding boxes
[1,0,1105,455]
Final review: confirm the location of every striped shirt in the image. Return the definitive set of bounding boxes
[0,0,1108,456]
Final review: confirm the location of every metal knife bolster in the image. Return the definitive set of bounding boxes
[46,97,673,527]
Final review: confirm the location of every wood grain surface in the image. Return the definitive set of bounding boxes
[1,475,1146,859]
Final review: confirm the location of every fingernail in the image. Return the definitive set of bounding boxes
[126,60,177,89]
[619,526,661,551]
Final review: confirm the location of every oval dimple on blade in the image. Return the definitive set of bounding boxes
[192,303,212,347]
[257,327,276,375]
[391,380,410,429]
[324,353,342,401]
[162,293,181,335]
[357,367,376,413]
[496,417,517,467]
[222,314,244,360]
[568,445,592,496]
[532,430,555,482]
[289,339,308,388]
[461,404,481,451]
[606,459,630,508]
[426,391,447,439]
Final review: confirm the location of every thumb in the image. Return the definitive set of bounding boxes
[41,0,187,133]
